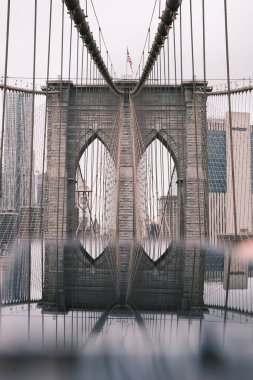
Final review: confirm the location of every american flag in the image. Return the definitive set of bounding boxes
[127,48,133,72]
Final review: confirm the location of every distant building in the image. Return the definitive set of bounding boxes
[208,112,252,244]
[226,113,252,235]
[35,172,43,206]
[18,207,43,239]
[0,211,18,255]
[0,92,38,250]
[208,118,227,244]
[1,92,35,211]
[0,207,43,252]
[158,195,178,240]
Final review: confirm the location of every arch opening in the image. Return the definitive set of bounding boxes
[75,138,117,260]
[137,138,178,260]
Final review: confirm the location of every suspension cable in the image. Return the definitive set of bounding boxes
[64,0,122,95]
[131,0,182,96]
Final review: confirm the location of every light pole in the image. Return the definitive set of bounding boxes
[76,180,92,236]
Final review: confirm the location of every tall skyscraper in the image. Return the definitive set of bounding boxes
[208,118,227,244]
[1,92,35,211]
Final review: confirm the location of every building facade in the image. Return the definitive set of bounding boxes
[208,112,253,244]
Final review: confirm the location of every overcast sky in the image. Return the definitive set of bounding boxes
[0,0,252,221]
[0,0,253,89]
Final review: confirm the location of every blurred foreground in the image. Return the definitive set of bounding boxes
[0,304,252,380]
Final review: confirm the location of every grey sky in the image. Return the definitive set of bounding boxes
[0,0,252,88]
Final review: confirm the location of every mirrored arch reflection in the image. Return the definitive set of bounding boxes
[75,138,117,259]
[137,138,178,260]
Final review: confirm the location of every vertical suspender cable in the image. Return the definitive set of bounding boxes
[189,0,202,242]
[28,0,37,342]
[40,0,53,348]
[55,0,65,348]
[68,18,73,81]
[0,0,11,198]
[223,0,238,330]
[172,16,182,311]
[0,0,10,329]
[199,0,207,343]
[179,5,186,241]
[78,42,85,345]
[202,0,208,236]
[223,2,238,238]
[75,33,80,346]
[189,0,202,309]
